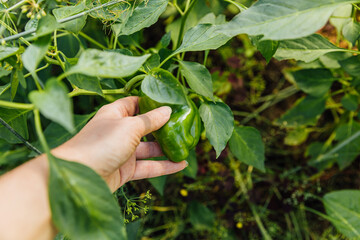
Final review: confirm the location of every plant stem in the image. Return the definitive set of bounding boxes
[224,0,247,11]
[34,109,50,153]
[0,100,34,110]
[124,74,146,92]
[175,0,197,50]
[24,64,49,78]
[0,19,30,45]
[3,0,27,12]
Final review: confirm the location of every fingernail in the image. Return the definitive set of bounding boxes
[185,160,189,167]
[158,106,172,116]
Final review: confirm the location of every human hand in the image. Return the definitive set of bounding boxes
[52,96,187,192]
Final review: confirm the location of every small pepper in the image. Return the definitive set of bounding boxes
[139,95,201,162]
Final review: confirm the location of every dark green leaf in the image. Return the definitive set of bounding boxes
[188,201,215,230]
[224,0,359,40]
[251,36,279,63]
[340,55,360,76]
[29,79,75,133]
[69,49,150,78]
[160,31,171,48]
[10,70,20,100]
[120,0,168,36]
[199,101,234,157]
[229,126,265,172]
[183,149,198,179]
[0,108,30,144]
[143,54,160,73]
[148,175,167,196]
[22,35,51,73]
[275,34,346,63]
[276,96,327,128]
[341,94,358,111]
[179,61,214,100]
[291,69,336,97]
[323,190,360,238]
[48,154,127,240]
[141,68,187,105]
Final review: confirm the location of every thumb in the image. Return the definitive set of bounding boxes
[132,106,172,137]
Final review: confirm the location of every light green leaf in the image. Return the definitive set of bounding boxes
[0,46,21,61]
[284,127,310,146]
[120,0,168,36]
[229,126,265,172]
[0,108,30,144]
[148,175,167,196]
[10,70,20,100]
[179,61,214,100]
[69,49,150,78]
[330,4,353,34]
[183,149,198,179]
[36,15,60,38]
[48,154,127,240]
[275,34,347,63]
[323,190,360,238]
[22,35,51,73]
[342,19,360,45]
[174,24,231,54]
[29,79,75,133]
[199,101,234,157]
[291,68,336,97]
[223,0,360,40]
[65,62,103,97]
[141,68,187,105]
[53,2,87,33]
[275,96,327,128]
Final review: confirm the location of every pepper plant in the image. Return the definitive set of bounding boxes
[1,0,360,239]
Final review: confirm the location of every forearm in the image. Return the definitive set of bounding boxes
[0,155,57,240]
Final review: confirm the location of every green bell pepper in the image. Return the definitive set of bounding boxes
[139,95,201,162]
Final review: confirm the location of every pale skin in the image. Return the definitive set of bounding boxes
[0,96,187,240]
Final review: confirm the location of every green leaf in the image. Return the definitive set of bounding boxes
[48,154,127,240]
[224,0,360,40]
[10,70,20,100]
[65,62,103,97]
[275,34,346,63]
[183,149,198,179]
[53,2,87,33]
[160,32,171,48]
[120,0,168,36]
[199,101,234,157]
[0,46,21,61]
[148,175,167,196]
[179,61,214,100]
[229,126,265,172]
[291,69,336,97]
[22,35,51,73]
[69,49,150,78]
[333,121,360,169]
[188,201,215,230]
[0,65,11,78]
[36,15,60,38]
[29,79,75,133]
[340,55,360,76]
[342,19,360,45]
[143,54,160,73]
[323,190,360,238]
[275,96,327,128]
[284,127,310,146]
[0,83,10,96]
[141,68,187,105]
[341,94,358,111]
[174,24,231,54]
[0,108,30,144]
[330,4,353,34]
[251,36,279,63]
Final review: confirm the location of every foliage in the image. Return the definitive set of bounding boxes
[0,0,360,239]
